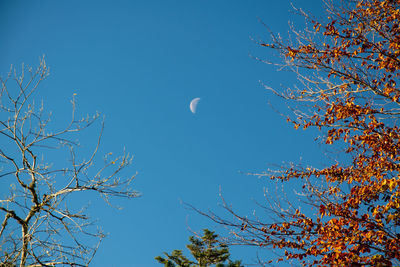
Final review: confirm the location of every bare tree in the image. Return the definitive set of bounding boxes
[0,58,139,266]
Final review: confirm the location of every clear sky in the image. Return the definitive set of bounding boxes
[1,1,325,266]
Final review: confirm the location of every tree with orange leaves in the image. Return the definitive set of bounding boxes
[195,0,400,265]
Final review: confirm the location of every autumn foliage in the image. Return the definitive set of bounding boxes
[203,0,400,266]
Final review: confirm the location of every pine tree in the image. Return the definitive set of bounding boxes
[155,229,243,267]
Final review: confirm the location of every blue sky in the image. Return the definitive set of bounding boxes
[1,1,325,266]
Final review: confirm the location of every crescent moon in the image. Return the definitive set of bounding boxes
[189,98,201,114]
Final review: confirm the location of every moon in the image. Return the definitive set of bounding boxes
[189,98,201,114]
